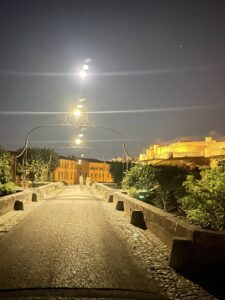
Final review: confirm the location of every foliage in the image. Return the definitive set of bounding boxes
[122,164,159,204]
[17,147,59,172]
[0,182,16,196]
[0,147,15,195]
[16,147,59,182]
[122,164,158,190]
[156,165,195,212]
[109,161,132,187]
[127,186,138,198]
[122,163,194,212]
[181,166,225,231]
[0,148,12,184]
[26,159,49,182]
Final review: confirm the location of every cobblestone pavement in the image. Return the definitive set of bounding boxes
[90,188,217,300]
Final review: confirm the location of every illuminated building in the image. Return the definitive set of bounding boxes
[52,157,113,184]
[52,157,77,185]
[139,137,225,167]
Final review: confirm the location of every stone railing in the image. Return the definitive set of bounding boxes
[0,182,63,217]
[94,182,225,274]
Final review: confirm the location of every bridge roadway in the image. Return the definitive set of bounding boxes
[0,185,166,298]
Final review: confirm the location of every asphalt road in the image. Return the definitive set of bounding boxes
[0,186,163,297]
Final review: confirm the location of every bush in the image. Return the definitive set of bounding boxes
[0,182,16,196]
[156,165,194,212]
[109,161,132,187]
[122,164,193,211]
[181,166,225,231]
[122,164,158,191]
[0,148,12,184]
[0,148,16,196]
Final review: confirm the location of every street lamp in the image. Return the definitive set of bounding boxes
[73,109,82,118]
[79,70,87,79]
[82,64,89,71]
[79,60,90,78]
[70,103,132,164]
[75,138,82,145]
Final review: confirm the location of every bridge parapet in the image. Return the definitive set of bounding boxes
[94,182,225,274]
[0,182,63,217]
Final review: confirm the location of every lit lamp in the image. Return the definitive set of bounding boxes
[79,70,87,79]
[73,109,81,118]
[75,138,82,145]
[82,64,89,71]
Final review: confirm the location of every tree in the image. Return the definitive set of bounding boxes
[181,166,225,231]
[26,159,49,182]
[156,165,195,212]
[0,147,15,195]
[109,161,132,187]
[122,164,159,203]
[121,163,196,212]
[122,164,158,190]
[16,147,59,182]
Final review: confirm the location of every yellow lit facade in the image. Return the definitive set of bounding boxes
[52,158,77,185]
[53,157,113,184]
[139,137,225,163]
[88,161,113,183]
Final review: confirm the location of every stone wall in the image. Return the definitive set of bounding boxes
[139,136,225,162]
[94,182,225,273]
[0,182,63,216]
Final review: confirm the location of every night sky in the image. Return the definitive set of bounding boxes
[0,0,225,160]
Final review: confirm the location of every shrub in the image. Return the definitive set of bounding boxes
[122,164,158,191]
[0,148,16,196]
[127,187,138,198]
[109,161,132,187]
[181,166,225,231]
[0,148,12,184]
[0,182,16,196]
[156,165,193,212]
[122,164,192,212]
